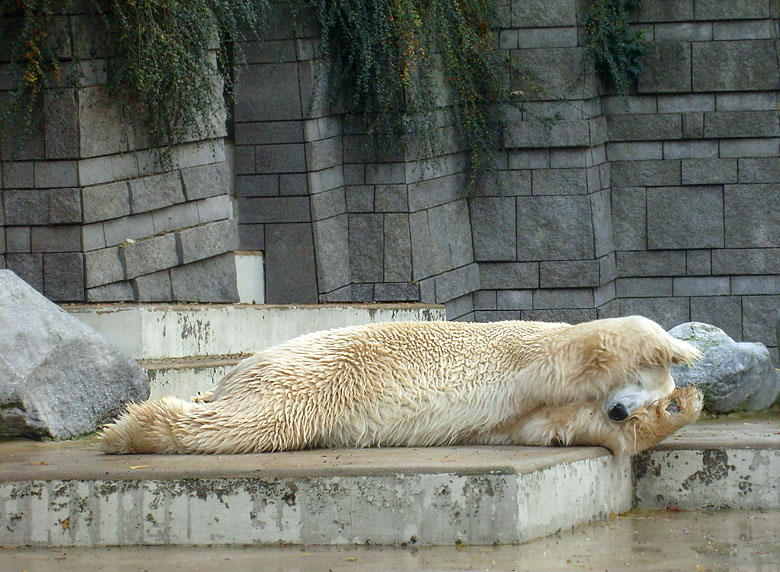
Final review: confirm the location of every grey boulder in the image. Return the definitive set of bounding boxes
[668,322,780,413]
[0,270,149,439]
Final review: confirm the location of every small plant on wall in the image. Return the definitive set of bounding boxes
[584,0,645,95]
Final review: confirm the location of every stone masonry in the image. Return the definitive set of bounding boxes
[234,0,780,362]
[0,3,239,303]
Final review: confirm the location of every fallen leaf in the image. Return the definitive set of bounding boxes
[665,505,682,512]
[61,517,70,530]
[129,465,149,470]
[345,557,357,562]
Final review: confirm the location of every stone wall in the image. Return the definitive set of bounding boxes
[0,4,239,303]
[236,0,780,359]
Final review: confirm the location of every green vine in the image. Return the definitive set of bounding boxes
[584,0,645,95]
[304,0,513,186]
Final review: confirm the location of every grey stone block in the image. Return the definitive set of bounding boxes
[716,92,776,112]
[471,197,516,261]
[712,249,780,276]
[638,42,691,93]
[366,163,406,185]
[6,254,44,293]
[602,95,658,115]
[540,260,599,288]
[310,188,346,221]
[694,0,771,19]
[511,47,595,101]
[83,182,131,223]
[409,210,435,280]
[129,171,185,214]
[374,185,408,212]
[280,173,309,196]
[318,284,353,303]
[647,186,724,249]
[102,213,155,247]
[683,113,705,140]
[725,185,780,248]
[611,160,681,187]
[654,22,712,41]
[236,175,278,197]
[81,223,106,252]
[690,297,742,341]
[607,142,662,161]
[238,223,264,251]
[345,186,374,213]
[6,228,30,253]
[84,247,124,288]
[34,161,77,188]
[515,26,577,48]
[732,276,780,296]
[238,196,311,224]
[312,215,351,293]
[170,253,238,303]
[44,89,78,159]
[664,141,717,160]
[235,63,302,121]
[479,262,539,289]
[591,190,613,258]
[233,146,256,175]
[349,283,375,302]
[30,226,81,252]
[180,162,229,201]
[522,308,597,324]
[374,282,420,302]
[507,150,549,169]
[78,86,127,158]
[305,137,341,172]
[631,0,693,22]
[86,282,134,302]
[4,190,49,225]
[742,295,780,346]
[617,251,687,277]
[119,233,178,279]
[428,200,474,270]
[693,41,779,92]
[607,114,682,141]
[594,281,616,308]
[600,253,618,283]
[383,213,411,282]
[533,288,594,309]
[434,263,480,303]
[196,195,233,225]
[473,290,497,310]
[48,188,81,224]
[43,252,84,301]
[255,144,306,174]
[133,269,173,302]
[738,158,780,183]
[704,111,780,139]
[2,162,34,188]
[612,187,647,251]
[408,173,463,212]
[548,148,589,169]
[713,20,772,41]
[719,138,780,158]
[176,219,238,265]
[682,158,737,185]
[516,196,593,261]
[349,214,384,282]
[531,168,587,195]
[343,164,365,185]
[687,250,712,276]
[497,290,533,310]
[504,119,590,148]
[235,121,304,145]
[618,297,690,331]
[511,0,576,27]
[673,276,730,297]
[657,94,714,113]
[617,277,674,298]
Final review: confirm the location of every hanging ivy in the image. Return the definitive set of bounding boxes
[584,0,645,95]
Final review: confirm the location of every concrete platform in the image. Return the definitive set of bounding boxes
[1,417,777,548]
[65,303,445,360]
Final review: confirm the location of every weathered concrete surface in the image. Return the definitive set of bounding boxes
[634,414,780,510]
[65,303,446,360]
[3,510,780,571]
[0,439,630,547]
[141,356,247,400]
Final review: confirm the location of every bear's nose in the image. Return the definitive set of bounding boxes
[608,403,629,422]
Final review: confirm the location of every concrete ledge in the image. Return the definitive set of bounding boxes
[634,416,780,510]
[64,303,446,360]
[141,356,248,400]
[0,440,631,547]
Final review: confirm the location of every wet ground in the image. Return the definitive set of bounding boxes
[2,509,778,572]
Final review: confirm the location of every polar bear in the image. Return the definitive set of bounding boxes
[100,316,702,456]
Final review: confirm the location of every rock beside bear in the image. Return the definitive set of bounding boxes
[0,270,149,440]
[669,322,780,413]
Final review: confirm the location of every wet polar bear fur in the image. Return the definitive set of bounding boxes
[100,315,703,456]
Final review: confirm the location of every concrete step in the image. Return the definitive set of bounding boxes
[1,417,778,548]
[65,303,445,361]
[140,355,249,400]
